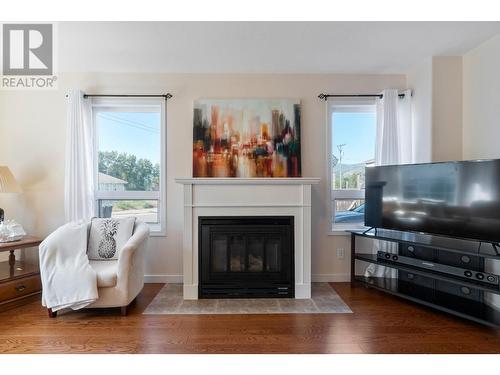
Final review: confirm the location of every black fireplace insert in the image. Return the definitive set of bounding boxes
[199,216,294,298]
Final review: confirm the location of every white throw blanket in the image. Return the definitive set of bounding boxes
[39,222,98,311]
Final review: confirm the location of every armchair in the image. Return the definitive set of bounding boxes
[47,220,149,317]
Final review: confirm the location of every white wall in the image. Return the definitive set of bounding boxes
[0,72,406,281]
[406,58,432,163]
[406,56,464,163]
[463,34,500,308]
[432,56,463,162]
[463,34,500,160]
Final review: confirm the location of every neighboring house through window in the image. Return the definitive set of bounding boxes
[92,98,166,235]
[98,172,128,191]
[327,99,376,232]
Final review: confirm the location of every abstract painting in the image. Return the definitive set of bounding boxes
[193,99,301,177]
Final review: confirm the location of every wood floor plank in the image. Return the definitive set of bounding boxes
[0,282,498,354]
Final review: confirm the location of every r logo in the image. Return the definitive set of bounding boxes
[2,24,53,75]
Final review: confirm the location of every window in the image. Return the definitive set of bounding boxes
[92,98,166,234]
[328,100,376,232]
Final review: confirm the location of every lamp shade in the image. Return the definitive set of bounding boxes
[0,166,22,193]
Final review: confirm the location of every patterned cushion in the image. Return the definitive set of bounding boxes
[87,217,135,260]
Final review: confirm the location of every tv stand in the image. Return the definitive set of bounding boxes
[350,228,500,328]
[362,227,376,235]
[490,243,500,256]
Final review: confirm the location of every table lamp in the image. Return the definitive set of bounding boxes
[0,166,22,223]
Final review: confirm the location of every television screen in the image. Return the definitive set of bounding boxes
[364,159,500,243]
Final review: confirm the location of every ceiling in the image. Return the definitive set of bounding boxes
[59,22,500,74]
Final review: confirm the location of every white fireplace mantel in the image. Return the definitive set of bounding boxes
[175,177,320,299]
[175,178,321,185]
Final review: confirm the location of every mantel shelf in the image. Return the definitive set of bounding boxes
[175,178,320,185]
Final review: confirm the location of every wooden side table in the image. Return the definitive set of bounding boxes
[0,236,43,311]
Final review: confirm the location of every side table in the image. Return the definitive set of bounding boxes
[0,236,43,311]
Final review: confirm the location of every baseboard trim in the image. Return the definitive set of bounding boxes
[312,274,350,282]
[144,275,183,283]
[145,274,351,284]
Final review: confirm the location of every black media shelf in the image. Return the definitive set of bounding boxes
[355,276,500,328]
[350,230,500,329]
[355,253,500,295]
[351,228,500,260]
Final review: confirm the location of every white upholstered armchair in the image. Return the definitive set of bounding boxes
[46,220,150,317]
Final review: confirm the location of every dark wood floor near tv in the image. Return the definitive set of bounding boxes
[0,283,499,354]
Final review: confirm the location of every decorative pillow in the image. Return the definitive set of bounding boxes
[87,217,136,260]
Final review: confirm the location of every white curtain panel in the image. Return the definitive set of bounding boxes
[375,89,400,165]
[397,90,413,164]
[365,89,413,278]
[64,89,95,222]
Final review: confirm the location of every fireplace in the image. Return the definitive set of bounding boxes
[176,177,319,299]
[199,216,294,298]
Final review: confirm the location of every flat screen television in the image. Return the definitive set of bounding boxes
[364,159,500,243]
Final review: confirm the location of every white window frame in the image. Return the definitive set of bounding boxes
[326,98,376,235]
[92,97,166,236]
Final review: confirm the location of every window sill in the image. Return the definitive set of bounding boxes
[328,225,367,236]
[148,222,166,237]
[327,230,351,236]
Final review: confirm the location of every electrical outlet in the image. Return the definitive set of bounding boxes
[336,248,345,259]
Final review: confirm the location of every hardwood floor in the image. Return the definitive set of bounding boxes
[0,282,499,354]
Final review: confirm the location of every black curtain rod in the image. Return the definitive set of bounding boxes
[82,93,173,100]
[318,93,405,101]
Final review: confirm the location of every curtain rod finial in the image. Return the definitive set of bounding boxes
[318,93,327,101]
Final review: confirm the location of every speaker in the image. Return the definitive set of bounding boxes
[399,271,435,288]
[398,271,435,299]
[436,249,484,271]
[398,244,485,272]
[378,250,499,287]
[435,279,483,303]
[399,243,435,261]
[399,272,485,303]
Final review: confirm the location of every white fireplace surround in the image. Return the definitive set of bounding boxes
[175,178,320,299]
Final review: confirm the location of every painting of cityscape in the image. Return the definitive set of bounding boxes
[193,99,301,177]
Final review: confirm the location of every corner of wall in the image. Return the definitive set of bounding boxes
[405,58,433,163]
[462,33,500,161]
[431,56,463,163]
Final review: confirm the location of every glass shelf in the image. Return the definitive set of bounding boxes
[355,253,500,296]
[355,276,500,328]
[351,229,500,328]
[349,228,500,260]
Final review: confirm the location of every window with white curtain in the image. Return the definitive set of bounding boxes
[92,98,166,235]
[327,99,376,232]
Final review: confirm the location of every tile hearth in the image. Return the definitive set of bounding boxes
[143,283,352,315]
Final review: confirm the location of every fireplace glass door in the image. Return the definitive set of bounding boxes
[199,216,294,298]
